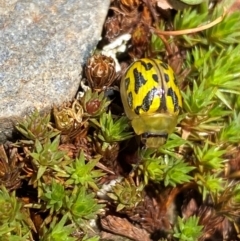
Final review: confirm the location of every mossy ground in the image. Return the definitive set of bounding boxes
[1,0,240,240]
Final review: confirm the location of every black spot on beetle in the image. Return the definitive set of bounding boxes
[141,61,154,71]
[141,87,157,112]
[167,87,179,112]
[133,68,147,94]
[164,73,170,82]
[127,92,133,108]
[125,77,130,90]
[135,106,141,115]
[167,87,174,98]
[173,74,178,85]
[160,62,169,70]
[152,74,159,83]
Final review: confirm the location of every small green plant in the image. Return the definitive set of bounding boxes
[29,136,68,181]
[93,111,133,143]
[0,186,32,240]
[196,172,224,201]
[16,110,59,142]
[138,149,194,186]
[163,157,195,187]
[218,112,240,145]
[41,214,77,241]
[107,178,144,211]
[194,142,226,171]
[173,216,203,241]
[138,149,166,185]
[211,181,240,219]
[65,187,104,223]
[40,180,66,214]
[64,151,105,190]
[205,10,240,47]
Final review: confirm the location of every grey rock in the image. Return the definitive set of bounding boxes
[0,0,110,143]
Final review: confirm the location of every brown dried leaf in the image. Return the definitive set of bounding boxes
[182,198,198,218]
[0,145,22,191]
[101,215,151,241]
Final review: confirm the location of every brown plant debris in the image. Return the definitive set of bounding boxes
[101,215,151,241]
[0,144,22,191]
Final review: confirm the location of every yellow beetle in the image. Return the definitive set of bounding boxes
[120,58,182,149]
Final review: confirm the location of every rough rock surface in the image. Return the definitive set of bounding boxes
[0,0,110,143]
